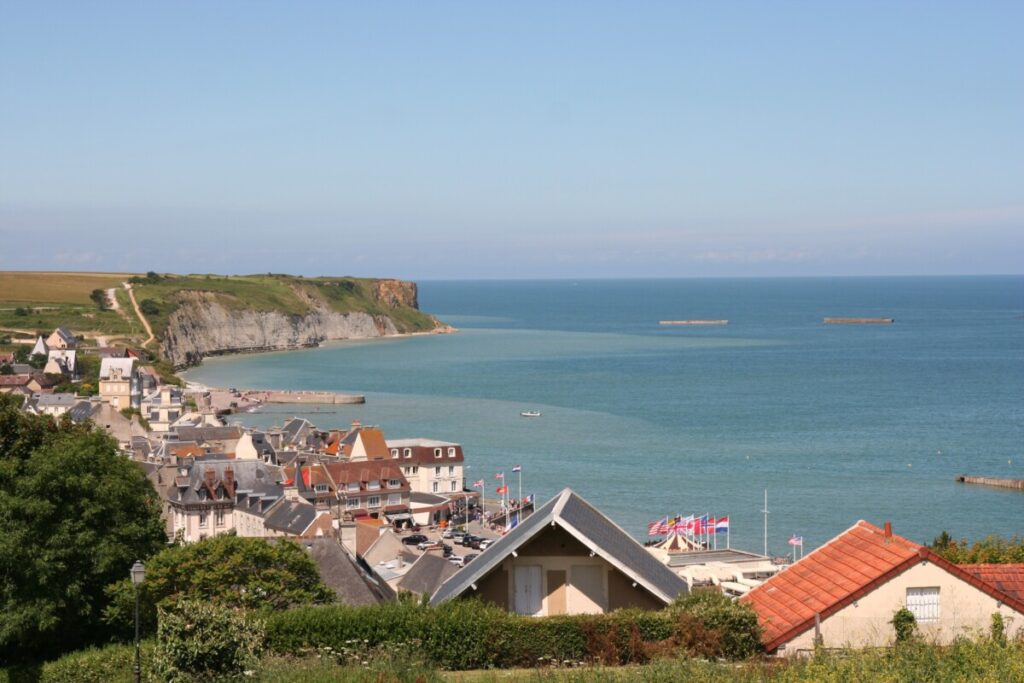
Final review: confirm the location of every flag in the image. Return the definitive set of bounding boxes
[647,518,665,536]
[509,512,519,528]
[674,515,694,533]
[496,485,508,494]
[693,514,709,534]
[495,472,505,479]
[512,465,522,472]
[788,535,803,546]
[473,479,484,488]
[715,516,729,533]
[656,517,671,535]
[525,493,534,505]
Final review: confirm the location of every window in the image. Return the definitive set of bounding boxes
[387,493,401,506]
[367,479,380,490]
[404,448,412,458]
[390,448,398,458]
[411,466,418,474]
[346,498,358,509]
[448,447,456,458]
[314,483,328,493]
[368,495,380,508]
[434,448,442,458]
[198,512,207,528]
[906,587,940,623]
[434,466,441,477]
[451,481,458,492]
[388,478,400,488]
[448,465,455,475]
[347,482,360,492]
[215,510,224,527]
[432,482,439,493]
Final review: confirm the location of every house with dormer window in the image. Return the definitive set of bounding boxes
[386,438,466,496]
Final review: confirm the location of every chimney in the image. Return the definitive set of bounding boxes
[884,521,893,539]
[205,467,215,487]
[224,466,235,496]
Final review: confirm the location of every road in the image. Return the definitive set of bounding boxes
[123,282,155,348]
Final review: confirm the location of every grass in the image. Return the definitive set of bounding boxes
[0,272,129,304]
[5,638,1024,683]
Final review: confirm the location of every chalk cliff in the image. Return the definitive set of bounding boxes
[160,280,448,369]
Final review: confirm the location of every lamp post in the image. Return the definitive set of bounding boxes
[130,560,146,683]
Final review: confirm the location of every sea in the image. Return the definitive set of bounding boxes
[184,277,1024,555]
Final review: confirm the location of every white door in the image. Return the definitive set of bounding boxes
[513,565,543,616]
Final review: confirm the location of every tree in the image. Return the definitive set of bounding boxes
[139,299,160,316]
[0,395,167,663]
[930,531,1024,564]
[0,364,12,375]
[89,288,109,311]
[103,534,333,639]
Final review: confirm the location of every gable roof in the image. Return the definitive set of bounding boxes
[961,564,1024,603]
[362,530,416,566]
[431,488,688,606]
[741,521,1024,652]
[300,538,381,606]
[263,499,321,535]
[99,357,135,379]
[398,552,459,598]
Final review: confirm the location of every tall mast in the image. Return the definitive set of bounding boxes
[762,488,769,557]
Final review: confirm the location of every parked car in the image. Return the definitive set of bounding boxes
[478,539,494,550]
[463,554,479,564]
[402,534,428,546]
[448,555,464,567]
[417,540,443,551]
[461,535,481,547]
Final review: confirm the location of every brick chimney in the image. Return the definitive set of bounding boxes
[224,466,235,497]
[884,521,893,539]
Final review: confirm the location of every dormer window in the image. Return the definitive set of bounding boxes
[388,478,400,488]
[390,449,398,459]
[347,482,359,492]
[404,448,412,458]
[448,447,456,458]
[367,479,380,490]
[434,448,442,458]
[314,484,328,493]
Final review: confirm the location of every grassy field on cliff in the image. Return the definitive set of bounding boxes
[0,271,437,353]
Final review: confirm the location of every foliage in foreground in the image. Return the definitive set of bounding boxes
[5,635,1024,683]
[103,534,334,640]
[265,594,760,670]
[154,600,264,683]
[0,394,167,664]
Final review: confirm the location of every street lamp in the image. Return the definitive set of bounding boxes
[130,560,146,683]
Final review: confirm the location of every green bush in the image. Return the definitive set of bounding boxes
[891,607,917,644]
[265,598,749,670]
[154,600,264,682]
[0,642,156,683]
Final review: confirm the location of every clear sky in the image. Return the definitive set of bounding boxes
[1,2,1021,279]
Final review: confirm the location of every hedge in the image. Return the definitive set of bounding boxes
[0,642,156,683]
[263,598,756,670]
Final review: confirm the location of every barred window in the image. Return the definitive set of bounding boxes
[906,587,940,623]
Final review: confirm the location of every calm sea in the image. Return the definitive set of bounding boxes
[185,277,1024,554]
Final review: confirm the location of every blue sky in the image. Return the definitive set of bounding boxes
[1,2,1021,278]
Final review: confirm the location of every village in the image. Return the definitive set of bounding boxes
[2,324,1022,658]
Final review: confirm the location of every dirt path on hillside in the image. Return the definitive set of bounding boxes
[123,283,155,348]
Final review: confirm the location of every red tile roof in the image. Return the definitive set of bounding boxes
[741,521,1024,652]
[960,564,1024,603]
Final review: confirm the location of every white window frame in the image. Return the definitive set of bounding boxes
[387,493,401,506]
[390,448,398,459]
[448,465,455,475]
[906,587,940,623]
[367,479,380,490]
[367,495,381,508]
[198,512,207,528]
[347,482,360,492]
[314,483,329,493]
[404,448,412,458]
[215,509,225,527]
[434,466,441,477]
[388,478,400,488]
[434,448,442,458]
[448,447,456,458]
[451,481,458,492]
[432,482,439,493]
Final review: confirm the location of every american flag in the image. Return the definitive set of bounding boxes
[495,472,505,479]
[788,535,803,546]
[648,517,667,536]
[473,479,484,488]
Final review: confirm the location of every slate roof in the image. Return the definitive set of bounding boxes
[170,459,283,506]
[398,552,459,598]
[430,488,688,606]
[741,521,1024,652]
[264,499,319,535]
[34,392,79,408]
[68,400,96,423]
[300,538,381,606]
[363,530,417,566]
[961,564,1024,603]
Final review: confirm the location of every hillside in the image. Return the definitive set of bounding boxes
[0,272,449,368]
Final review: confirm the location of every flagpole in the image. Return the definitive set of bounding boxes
[727,518,730,549]
[762,489,769,557]
[518,468,522,507]
[481,485,485,530]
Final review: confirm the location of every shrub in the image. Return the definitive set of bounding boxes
[139,299,159,316]
[669,589,762,659]
[891,607,917,644]
[154,600,264,682]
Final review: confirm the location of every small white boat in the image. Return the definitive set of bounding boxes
[520,410,542,418]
